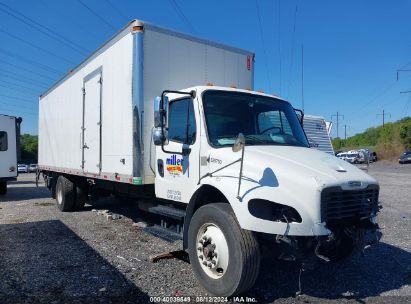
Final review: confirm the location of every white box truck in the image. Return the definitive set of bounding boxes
[0,114,21,195]
[38,20,381,296]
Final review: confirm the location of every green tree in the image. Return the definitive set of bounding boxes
[20,134,38,162]
[331,116,411,159]
[399,120,411,149]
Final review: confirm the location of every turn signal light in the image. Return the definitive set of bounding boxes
[132,25,144,33]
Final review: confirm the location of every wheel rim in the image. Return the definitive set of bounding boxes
[56,183,62,205]
[196,223,229,279]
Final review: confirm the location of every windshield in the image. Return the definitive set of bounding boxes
[202,91,309,147]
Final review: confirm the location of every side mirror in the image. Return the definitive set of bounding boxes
[154,95,169,128]
[152,128,168,146]
[154,96,161,128]
[153,95,169,146]
[294,108,304,126]
[162,95,169,128]
[232,133,246,152]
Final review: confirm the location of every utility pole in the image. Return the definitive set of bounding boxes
[344,124,347,140]
[376,110,391,127]
[331,112,344,138]
[301,45,304,111]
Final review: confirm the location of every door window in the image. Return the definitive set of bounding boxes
[168,98,196,144]
[0,131,7,151]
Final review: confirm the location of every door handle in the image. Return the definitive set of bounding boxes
[157,159,164,177]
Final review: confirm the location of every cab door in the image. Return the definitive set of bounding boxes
[155,97,200,203]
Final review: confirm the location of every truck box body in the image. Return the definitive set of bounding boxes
[39,20,254,184]
[0,114,18,180]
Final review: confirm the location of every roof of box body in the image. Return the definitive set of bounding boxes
[40,19,254,99]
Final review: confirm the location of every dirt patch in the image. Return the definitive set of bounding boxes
[34,202,54,206]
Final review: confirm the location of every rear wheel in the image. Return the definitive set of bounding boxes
[55,176,75,212]
[188,203,260,296]
[0,182,7,195]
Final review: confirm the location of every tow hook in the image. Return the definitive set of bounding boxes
[361,223,382,256]
[275,234,292,245]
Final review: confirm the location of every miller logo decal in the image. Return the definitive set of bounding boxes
[166,154,183,176]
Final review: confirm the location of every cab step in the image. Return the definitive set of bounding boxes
[148,205,186,221]
[144,225,183,243]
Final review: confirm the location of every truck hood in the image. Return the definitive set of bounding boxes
[208,145,377,190]
[204,145,379,236]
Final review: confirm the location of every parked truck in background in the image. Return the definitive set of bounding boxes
[303,115,334,155]
[38,20,381,296]
[0,114,21,195]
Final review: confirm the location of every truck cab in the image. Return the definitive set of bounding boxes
[152,86,380,295]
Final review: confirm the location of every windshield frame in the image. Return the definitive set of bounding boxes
[200,89,309,149]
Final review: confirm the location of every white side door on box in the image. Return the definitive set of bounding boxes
[83,69,102,175]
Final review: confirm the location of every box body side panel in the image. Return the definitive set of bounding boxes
[39,33,134,176]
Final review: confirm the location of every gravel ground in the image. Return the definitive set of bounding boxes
[0,162,410,303]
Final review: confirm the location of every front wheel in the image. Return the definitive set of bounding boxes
[188,203,260,296]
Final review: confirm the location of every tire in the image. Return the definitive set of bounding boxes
[55,176,75,212]
[74,186,88,210]
[188,203,260,296]
[0,182,7,195]
[51,180,57,199]
[47,176,57,199]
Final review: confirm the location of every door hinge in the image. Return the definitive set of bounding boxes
[98,77,103,84]
[82,88,86,95]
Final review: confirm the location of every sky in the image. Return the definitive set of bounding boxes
[0,0,411,138]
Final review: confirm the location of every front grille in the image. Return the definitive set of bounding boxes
[321,184,379,221]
